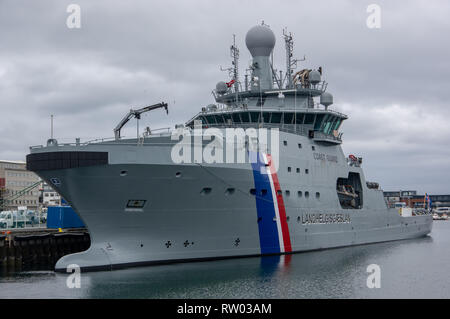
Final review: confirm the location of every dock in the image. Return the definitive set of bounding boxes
[0,228,90,272]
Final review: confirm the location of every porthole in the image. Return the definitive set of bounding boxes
[261,189,268,196]
[316,192,320,199]
[277,190,282,195]
[225,188,235,195]
[120,170,128,177]
[298,191,302,197]
[250,188,256,195]
[285,190,290,196]
[305,169,309,174]
[201,187,212,195]
[305,191,310,198]
[175,172,182,178]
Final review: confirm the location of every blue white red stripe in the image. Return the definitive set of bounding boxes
[250,152,292,254]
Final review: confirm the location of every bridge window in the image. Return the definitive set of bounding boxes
[241,112,250,123]
[305,114,315,125]
[284,112,294,124]
[214,114,224,124]
[295,113,305,124]
[250,112,260,123]
[314,114,325,130]
[232,112,241,123]
[270,112,282,123]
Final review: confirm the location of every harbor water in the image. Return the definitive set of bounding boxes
[0,221,449,299]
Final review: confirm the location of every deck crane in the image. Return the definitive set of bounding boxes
[113,102,168,140]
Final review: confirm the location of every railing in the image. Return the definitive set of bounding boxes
[29,127,174,149]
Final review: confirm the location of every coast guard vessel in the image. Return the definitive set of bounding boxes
[27,24,432,271]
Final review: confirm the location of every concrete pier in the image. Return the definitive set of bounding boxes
[0,228,90,271]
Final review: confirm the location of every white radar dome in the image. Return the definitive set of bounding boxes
[216,81,228,95]
[245,24,276,57]
[309,70,321,85]
[320,92,333,107]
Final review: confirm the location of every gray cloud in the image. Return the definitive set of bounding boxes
[0,0,449,193]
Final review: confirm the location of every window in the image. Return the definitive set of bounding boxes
[261,189,268,196]
[284,112,294,124]
[312,146,315,151]
[283,141,287,146]
[316,192,320,199]
[270,112,282,123]
[305,169,309,174]
[296,168,300,173]
[305,191,310,198]
[285,190,290,196]
[250,188,256,195]
[298,143,302,149]
[287,167,291,172]
[298,191,302,197]
[126,200,146,208]
[277,190,282,195]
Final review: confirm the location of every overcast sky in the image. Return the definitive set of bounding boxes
[0,0,449,194]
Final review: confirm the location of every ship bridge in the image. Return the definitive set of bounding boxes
[186,23,347,145]
[186,105,346,145]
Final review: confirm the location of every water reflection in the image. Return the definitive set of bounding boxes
[0,224,448,299]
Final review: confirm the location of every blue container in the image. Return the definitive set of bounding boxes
[47,206,85,229]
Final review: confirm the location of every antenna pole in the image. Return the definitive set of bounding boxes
[283,28,297,89]
[51,115,54,139]
[231,34,240,105]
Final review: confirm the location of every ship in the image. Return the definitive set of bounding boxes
[26,23,433,272]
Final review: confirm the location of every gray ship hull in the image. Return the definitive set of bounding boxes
[27,131,432,272]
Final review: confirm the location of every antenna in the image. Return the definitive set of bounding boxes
[283,28,305,89]
[231,34,240,104]
[50,114,54,139]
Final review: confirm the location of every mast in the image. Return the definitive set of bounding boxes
[230,34,240,104]
[283,29,295,89]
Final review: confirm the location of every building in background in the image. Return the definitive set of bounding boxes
[383,190,417,208]
[41,181,61,206]
[384,190,450,210]
[0,160,40,211]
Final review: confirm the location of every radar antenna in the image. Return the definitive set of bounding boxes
[114,102,168,140]
[220,34,240,105]
[283,28,305,89]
